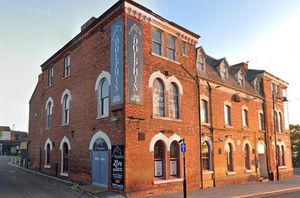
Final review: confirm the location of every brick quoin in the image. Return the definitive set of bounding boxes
[28,0,293,197]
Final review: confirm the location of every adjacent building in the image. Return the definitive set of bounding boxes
[28,0,293,197]
[0,126,28,155]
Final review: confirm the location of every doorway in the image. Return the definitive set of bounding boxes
[92,138,109,187]
[257,143,268,178]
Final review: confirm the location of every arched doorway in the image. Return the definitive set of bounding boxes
[257,142,268,178]
[92,138,109,187]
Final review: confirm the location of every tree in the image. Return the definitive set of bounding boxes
[290,124,300,167]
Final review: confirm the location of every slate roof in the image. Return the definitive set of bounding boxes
[199,53,262,98]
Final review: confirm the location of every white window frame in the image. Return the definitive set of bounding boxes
[242,106,249,128]
[48,66,54,86]
[61,89,71,126]
[167,35,177,61]
[224,101,232,126]
[64,55,71,78]
[152,28,163,56]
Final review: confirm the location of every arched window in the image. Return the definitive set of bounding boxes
[227,143,234,172]
[46,143,51,166]
[274,112,279,132]
[154,141,165,178]
[170,141,179,177]
[62,94,70,125]
[153,79,165,117]
[244,144,251,170]
[169,83,179,119]
[278,112,283,132]
[281,145,285,166]
[202,141,211,171]
[98,79,109,117]
[62,142,69,173]
[46,101,53,128]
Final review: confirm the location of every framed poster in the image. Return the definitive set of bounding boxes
[170,160,177,176]
[154,160,163,177]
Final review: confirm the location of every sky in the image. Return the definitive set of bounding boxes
[0,0,300,132]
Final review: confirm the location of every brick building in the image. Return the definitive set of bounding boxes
[28,0,293,197]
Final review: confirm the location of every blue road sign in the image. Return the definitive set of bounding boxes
[181,143,186,153]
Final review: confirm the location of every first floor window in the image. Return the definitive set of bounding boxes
[62,94,70,124]
[153,79,165,117]
[154,141,165,178]
[201,99,209,123]
[46,101,53,128]
[169,83,179,119]
[98,79,109,117]
[242,109,248,128]
[224,105,232,126]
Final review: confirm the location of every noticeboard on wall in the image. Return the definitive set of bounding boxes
[111,145,124,190]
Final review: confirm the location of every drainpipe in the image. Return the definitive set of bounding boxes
[207,81,216,187]
[272,95,280,180]
[262,80,271,180]
[179,64,203,189]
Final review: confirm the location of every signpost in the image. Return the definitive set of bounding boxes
[179,139,187,198]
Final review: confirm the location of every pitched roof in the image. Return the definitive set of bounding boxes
[199,53,262,98]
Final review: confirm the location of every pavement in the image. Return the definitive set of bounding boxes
[150,169,300,198]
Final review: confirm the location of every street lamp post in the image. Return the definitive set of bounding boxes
[179,138,187,198]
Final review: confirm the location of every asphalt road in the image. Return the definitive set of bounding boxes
[0,156,91,198]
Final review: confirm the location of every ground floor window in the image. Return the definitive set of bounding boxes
[170,141,180,177]
[154,141,165,178]
[63,143,69,173]
[227,143,234,172]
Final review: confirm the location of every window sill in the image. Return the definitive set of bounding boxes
[245,170,252,173]
[242,127,249,130]
[224,125,233,128]
[151,52,180,65]
[203,170,214,175]
[45,127,52,130]
[60,172,69,177]
[153,178,183,185]
[201,122,211,126]
[96,115,109,120]
[61,123,69,127]
[152,116,182,122]
[279,166,287,170]
[44,165,51,169]
[182,53,189,58]
[259,130,266,133]
[227,171,235,175]
[62,75,71,80]
[47,84,54,89]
